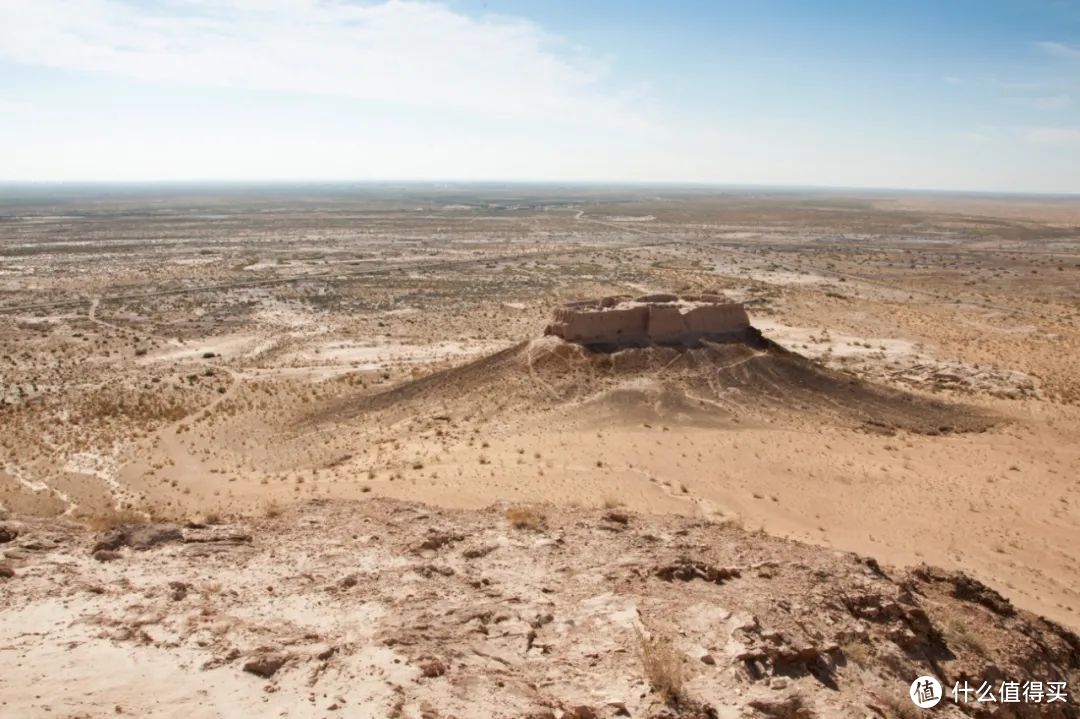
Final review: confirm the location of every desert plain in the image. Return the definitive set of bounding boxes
[0,184,1078,718]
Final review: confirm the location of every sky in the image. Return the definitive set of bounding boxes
[1,0,1079,192]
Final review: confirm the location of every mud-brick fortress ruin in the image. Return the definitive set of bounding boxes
[545,293,751,348]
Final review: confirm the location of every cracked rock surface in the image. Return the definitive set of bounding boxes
[1,498,1077,718]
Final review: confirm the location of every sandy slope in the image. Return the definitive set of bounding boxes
[2,499,1078,718]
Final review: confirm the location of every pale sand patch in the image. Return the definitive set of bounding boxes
[748,269,832,286]
[140,333,266,364]
[290,339,511,369]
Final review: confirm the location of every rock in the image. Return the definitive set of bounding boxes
[909,565,1015,617]
[700,653,716,665]
[93,549,122,562]
[181,526,252,544]
[243,652,289,678]
[168,581,190,601]
[18,538,56,551]
[0,562,14,578]
[0,524,18,543]
[603,511,629,525]
[462,544,497,559]
[93,523,182,552]
[656,559,740,584]
[565,707,596,719]
[746,696,813,718]
[419,658,447,678]
[413,563,455,578]
[414,532,464,553]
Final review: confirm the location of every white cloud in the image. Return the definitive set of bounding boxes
[1006,93,1071,110]
[1019,126,1080,145]
[0,0,642,126]
[1037,41,1080,60]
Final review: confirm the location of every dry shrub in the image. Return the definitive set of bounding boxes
[262,499,283,518]
[505,506,544,531]
[81,507,149,532]
[841,640,871,667]
[877,693,918,719]
[636,627,686,704]
[943,618,989,658]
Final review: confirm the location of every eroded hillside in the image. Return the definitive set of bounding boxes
[1,499,1078,718]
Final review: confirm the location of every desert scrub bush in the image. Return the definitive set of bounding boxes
[635,627,686,704]
[840,640,871,667]
[877,693,918,719]
[943,618,989,658]
[505,506,544,531]
[80,507,149,532]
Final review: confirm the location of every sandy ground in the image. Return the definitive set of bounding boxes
[2,188,1079,716]
[2,499,1077,718]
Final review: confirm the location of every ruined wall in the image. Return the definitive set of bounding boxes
[545,295,751,347]
[550,305,648,344]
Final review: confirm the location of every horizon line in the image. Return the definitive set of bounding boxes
[1,179,1079,199]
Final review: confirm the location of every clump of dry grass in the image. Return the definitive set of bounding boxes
[262,499,283,518]
[877,693,918,719]
[505,506,544,531]
[841,640,871,667]
[80,507,149,532]
[635,627,686,704]
[943,618,989,657]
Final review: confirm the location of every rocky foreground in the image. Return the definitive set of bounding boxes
[1,499,1077,719]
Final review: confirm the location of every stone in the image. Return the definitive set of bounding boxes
[93,523,182,552]
[414,532,464,553]
[181,526,252,544]
[656,559,741,584]
[566,707,596,719]
[462,544,497,559]
[0,524,18,544]
[168,581,190,601]
[419,658,447,678]
[243,652,289,678]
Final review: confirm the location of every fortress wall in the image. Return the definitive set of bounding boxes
[546,296,751,346]
[681,303,750,335]
[646,306,690,343]
[549,305,648,344]
[635,293,680,304]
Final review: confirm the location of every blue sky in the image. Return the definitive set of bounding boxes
[1,0,1079,191]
